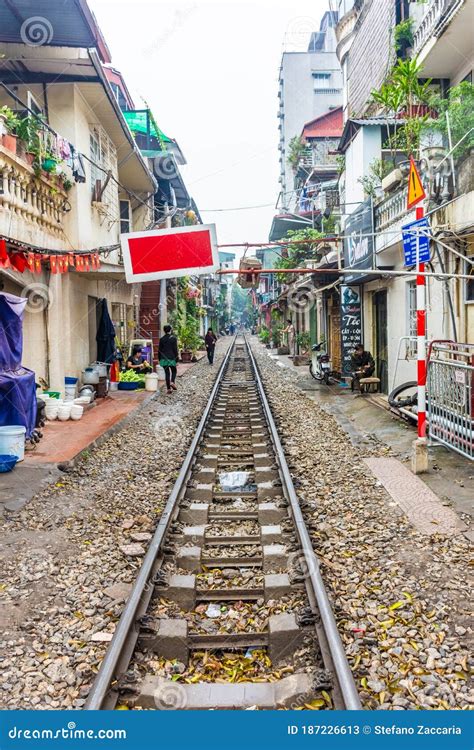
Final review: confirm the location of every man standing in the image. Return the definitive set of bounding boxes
[158,325,179,394]
[350,343,375,391]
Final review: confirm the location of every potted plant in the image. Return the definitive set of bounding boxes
[15,115,43,166]
[178,321,201,362]
[294,331,311,366]
[0,106,20,153]
[259,327,270,346]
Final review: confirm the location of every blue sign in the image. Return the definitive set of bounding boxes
[402,217,430,266]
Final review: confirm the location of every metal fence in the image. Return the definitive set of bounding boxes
[427,341,474,460]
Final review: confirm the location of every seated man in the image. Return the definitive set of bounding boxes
[126,345,152,373]
[350,344,375,391]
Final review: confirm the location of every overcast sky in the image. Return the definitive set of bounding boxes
[91,0,331,251]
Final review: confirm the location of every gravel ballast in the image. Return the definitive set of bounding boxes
[250,338,473,711]
[0,343,230,709]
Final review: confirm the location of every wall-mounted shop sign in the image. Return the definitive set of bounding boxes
[340,284,363,377]
[343,199,374,283]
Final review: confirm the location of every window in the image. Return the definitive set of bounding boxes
[313,72,331,90]
[89,126,119,213]
[120,199,131,234]
[406,280,417,357]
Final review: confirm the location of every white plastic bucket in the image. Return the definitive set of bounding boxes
[65,385,77,401]
[145,373,159,392]
[0,425,27,462]
[109,381,119,392]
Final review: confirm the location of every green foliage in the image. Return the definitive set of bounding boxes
[335,154,346,174]
[231,283,248,319]
[357,158,393,197]
[259,326,270,344]
[0,106,20,134]
[427,81,474,161]
[287,136,306,172]
[296,331,311,353]
[275,228,325,273]
[178,320,202,353]
[394,19,414,55]
[371,57,431,156]
[271,323,283,346]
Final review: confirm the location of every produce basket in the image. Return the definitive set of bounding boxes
[0,454,19,473]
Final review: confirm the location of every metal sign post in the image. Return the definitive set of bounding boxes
[408,157,429,474]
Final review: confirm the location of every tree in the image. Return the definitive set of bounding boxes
[371,57,432,157]
[427,81,474,161]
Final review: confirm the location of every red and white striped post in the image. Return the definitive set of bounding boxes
[416,204,427,440]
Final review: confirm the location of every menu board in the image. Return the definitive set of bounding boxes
[340,285,362,376]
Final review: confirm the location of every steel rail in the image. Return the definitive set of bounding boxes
[245,337,362,710]
[84,339,235,710]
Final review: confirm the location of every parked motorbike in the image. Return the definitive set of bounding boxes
[309,342,333,385]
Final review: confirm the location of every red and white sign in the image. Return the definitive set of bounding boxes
[120,224,219,283]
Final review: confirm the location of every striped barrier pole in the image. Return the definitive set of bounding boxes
[412,203,429,474]
[416,204,427,440]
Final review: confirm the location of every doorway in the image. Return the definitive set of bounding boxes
[373,290,388,393]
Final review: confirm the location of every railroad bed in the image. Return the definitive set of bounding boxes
[85,339,361,711]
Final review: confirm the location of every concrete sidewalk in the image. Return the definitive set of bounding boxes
[264,346,474,525]
[0,357,205,515]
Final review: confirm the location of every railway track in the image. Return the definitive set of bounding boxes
[85,338,361,711]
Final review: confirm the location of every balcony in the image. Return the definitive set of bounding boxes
[0,145,69,251]
[411,0,472,78]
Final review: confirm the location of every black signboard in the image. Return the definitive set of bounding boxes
[343,199,374,283]
[340,285,363,377]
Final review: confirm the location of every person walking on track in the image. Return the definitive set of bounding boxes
[205,327,217,365]
[158,324,179,394]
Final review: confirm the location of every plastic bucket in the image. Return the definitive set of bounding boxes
[0,425,27,462]
[109,381,119,392]
[65,384,76,401]
[145,373,159,392]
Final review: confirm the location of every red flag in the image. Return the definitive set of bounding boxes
[76,255,84,272]
[10,252,28,273]
[90,254,97,270]
[26,253,35,272]
[50,256,59,274]
[68,254,75,267]
[34,255,42,273]
[95,253,101,269]
[84,255,90,272]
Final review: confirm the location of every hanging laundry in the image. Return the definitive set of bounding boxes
[71,149,86,183]
[58,137,71,161]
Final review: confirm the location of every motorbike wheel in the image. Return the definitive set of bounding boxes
[323,372,331,385]
[388,381,418,409]
[309,362,323,381]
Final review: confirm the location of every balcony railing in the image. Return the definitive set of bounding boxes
[374,184,411,232]
[412,0,464,56]
[0,145,68,250]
